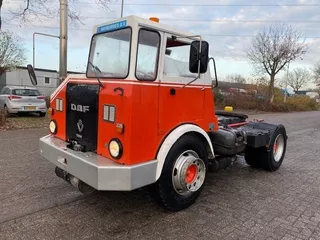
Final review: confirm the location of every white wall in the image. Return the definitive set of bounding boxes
[5,68,60,96]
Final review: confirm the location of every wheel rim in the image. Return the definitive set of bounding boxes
[172,150,206,196]
[273,134,285,162]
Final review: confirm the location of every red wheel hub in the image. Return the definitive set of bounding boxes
[274,142,278,152]
[185,164,197,183]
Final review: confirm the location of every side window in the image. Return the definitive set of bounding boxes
[163,38,197,79]
[135,29,161,81]
[0,87,6,95]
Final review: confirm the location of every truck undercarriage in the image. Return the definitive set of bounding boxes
[208,111,287,172]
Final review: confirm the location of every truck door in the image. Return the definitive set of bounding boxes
[158,34,205,134]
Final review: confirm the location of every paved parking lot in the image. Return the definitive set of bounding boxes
[1,111,320,240]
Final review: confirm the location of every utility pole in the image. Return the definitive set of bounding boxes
[121,0,124,17]
[284,62,290,103]
[59,0,68,84]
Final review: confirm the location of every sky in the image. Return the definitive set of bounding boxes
[3,0,320,90]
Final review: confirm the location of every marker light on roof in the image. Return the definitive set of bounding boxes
[149,17,159,23]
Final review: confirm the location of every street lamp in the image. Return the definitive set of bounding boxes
[33,32,60,69]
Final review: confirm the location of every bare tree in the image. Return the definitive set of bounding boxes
[0,0,114,30]
[226,74,246,84]
[287,67,311,92]
[311,61,320,85]
[246,23,308,102]
[0,30,27,76]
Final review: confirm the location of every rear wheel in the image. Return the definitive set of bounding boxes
[245,125,287,171]
[149,134,208,212]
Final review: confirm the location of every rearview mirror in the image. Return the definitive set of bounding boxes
[189,40,209,74]
[27,64,37,86]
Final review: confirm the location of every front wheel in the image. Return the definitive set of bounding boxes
[149,134,208,212]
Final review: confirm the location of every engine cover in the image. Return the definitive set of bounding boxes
[66,83,100,152]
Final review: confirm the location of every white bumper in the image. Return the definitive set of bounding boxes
[39,135,158,191]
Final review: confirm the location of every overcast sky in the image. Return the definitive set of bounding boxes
[3,0,320,89]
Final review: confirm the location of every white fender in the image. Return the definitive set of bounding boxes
[155,124,214,181]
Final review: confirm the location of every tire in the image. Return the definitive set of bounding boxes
[39,112,46,117]
[245,124,287,171]
[148,134,208,212]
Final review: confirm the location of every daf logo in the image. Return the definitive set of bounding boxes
[77,119,84,132]
[71,103,89,113]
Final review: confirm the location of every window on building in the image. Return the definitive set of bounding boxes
[44,77,50,84]
[135,29,161,81]
[3,88,10,95]
[0,87,7,95]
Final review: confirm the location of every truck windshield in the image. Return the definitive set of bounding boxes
[87,27,131,79]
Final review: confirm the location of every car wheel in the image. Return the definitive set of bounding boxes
[3,105,9,117]
[39,112,46,117]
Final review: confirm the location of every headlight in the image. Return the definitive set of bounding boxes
[49,120,57,134]
[108,138,123,159]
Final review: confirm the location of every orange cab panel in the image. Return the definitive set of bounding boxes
[97,81,134,164]
[50,88,67,140]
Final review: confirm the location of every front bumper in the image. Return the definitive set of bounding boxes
[39,135,158,191]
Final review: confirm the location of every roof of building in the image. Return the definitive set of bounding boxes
[218,81,256,90]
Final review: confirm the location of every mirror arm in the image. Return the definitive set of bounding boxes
[209,57,218,88]
[181,36,203,89]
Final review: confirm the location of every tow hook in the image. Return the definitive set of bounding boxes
[55,166,96,195]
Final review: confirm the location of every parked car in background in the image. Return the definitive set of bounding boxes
[0,86,47,117]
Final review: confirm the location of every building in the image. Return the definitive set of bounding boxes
[0,66,82,96]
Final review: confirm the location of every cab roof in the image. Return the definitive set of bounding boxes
[92,15,203,41]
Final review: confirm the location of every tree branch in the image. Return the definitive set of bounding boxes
[23,0,31,15]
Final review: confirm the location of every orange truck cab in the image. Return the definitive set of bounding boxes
[27,15,288,212]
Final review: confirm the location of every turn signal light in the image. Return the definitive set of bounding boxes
[48,107,54,116]
[8,95,22,100]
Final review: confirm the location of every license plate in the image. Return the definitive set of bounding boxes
[25,106,36,110]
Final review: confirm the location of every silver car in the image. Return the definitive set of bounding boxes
[0,86,47,117]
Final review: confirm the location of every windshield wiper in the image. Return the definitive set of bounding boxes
[88,61,104,89]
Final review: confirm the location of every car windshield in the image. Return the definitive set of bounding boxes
[12,89,41,96]
[87,27,131,79]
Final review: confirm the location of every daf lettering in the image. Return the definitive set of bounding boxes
[71,103,89,113]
